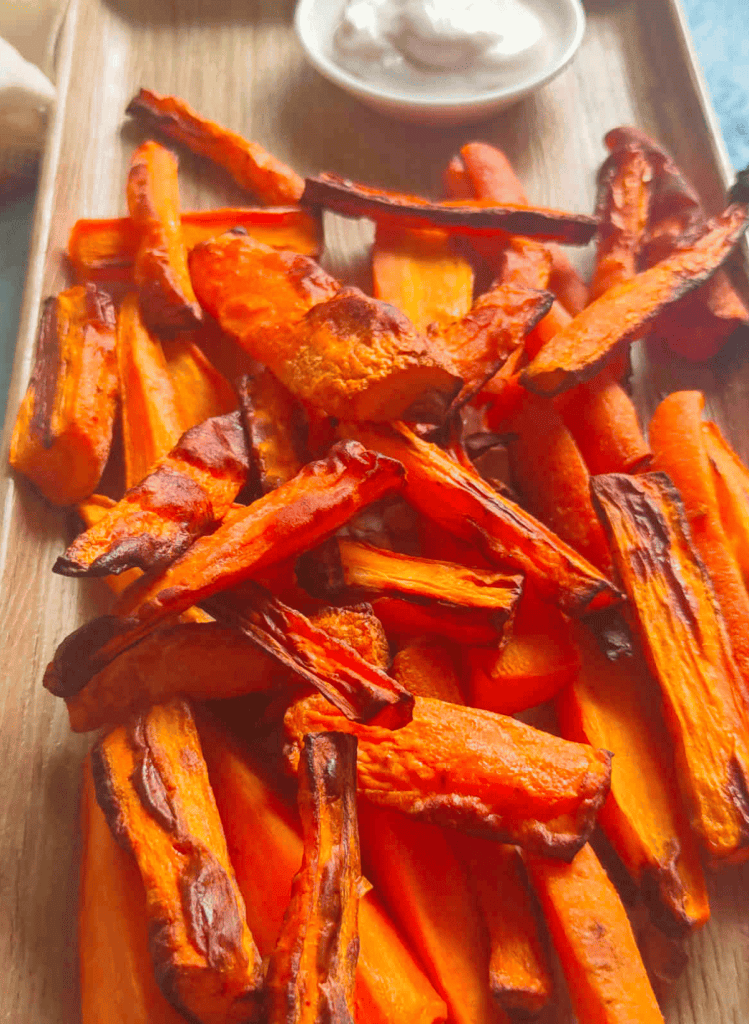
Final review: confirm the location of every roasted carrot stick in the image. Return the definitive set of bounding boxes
[649,390,749,694]
[265,732,360,1024]
[557,626,710,936]
[591,472,749,865]
[127,88,305,205]
[589,145,653,301]
[703,419,749,586]
[10,285,118,506]
[554,367,651,475]
[526,844,665,1024]
[285,694,612,858]
[237,370,309,495]
[302,173,598,245]
[127,141,202,333]
[507,394,613,574]
[372,224,474,333]
[197,717,449,1024]
[117,292,186,489]
[360,807,501,1024]
[371,596,505,647]
[521,185,749,395]
[345,421,620,617]
[164,337,237,426]
[79,755,187,1024]
[55,412,249,577]
[68,207,321,282]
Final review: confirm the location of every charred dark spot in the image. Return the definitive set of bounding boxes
[727,754,749,846]
[29,298,60,449]
[173,410,250,475]
[128,716,179,833]
[90,740,133,853]
[179,848,246,969]
[296,538,346,601]
[42,615,135,697]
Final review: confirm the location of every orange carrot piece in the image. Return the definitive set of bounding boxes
[649,390,749,695]
[79,755,187,1024]
[391,640,465,705]
[237,370,310,495]
[371,595,506,647]
[507,395,613,575]
[164,337,237,426]
[589,145,653,301]
[554,367,651,475]
[557,627,710,936]
[127,89,305,205]
[360,807,502,1024]
[372,224,474,333]
[127,141,202,333]
[526,844,665,1024]
[118,292,186,489]
[703,419,749,586]
[197,717,449,1024]
[68,208,321,282]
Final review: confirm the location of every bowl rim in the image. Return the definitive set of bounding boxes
[294,0,587,111]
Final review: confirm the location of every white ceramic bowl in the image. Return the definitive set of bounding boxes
[294,0,586,126]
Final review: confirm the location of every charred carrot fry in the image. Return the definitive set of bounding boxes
[507,395,613,574]
[360,807,501,1024]
[127,89,305,205]
[285,693,612,858]
[302,173,598,245]
[591,472,749,864]
[456,837,553,1017]
[372,224,474,333]
[197,716,449,1024]
[703,419,749,586]
[589,145,653,301]
[236,370,309,495]
[649,391,749,695]
[164,337,237,425]
[79,755,187,1024]
[526,843,665,1024]
[522,183,749,395]
[345,421,621,617]
[55,412,249,577]
[265,732,360,1024]
[68,207,321,282]
[10,285,118,506]
[127,141,202,333]
[118,292,186,489]
[557,627,710,936]
[554,367,651,475]
[92,700,264,1024]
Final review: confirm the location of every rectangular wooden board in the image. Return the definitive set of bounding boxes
[1,0,748,1020]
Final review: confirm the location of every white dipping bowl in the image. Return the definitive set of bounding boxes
[294,0,586,126]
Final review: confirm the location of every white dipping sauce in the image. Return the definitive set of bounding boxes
[332,0,548,95]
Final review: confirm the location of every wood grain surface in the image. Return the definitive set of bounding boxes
[1,0,748,1020]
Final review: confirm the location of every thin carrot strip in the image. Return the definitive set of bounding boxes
[703,419,749,586]
[164,337,237,426]
[526,844,665,1024]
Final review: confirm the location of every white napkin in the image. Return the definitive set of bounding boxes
[0,0,66,188]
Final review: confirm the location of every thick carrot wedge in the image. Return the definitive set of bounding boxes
[302,173,598,245]
[526,844,665,1024]
[703,419,749,586]
[285,694,612,858]
[265,732,360,1024]
[79,755,187,1024]
[10,285,118,506]
[650,391,749,694]
[360,807,502,1024]
[117,292,186,489]
[507,395,613,574]
[372,224,474,333]
[591,472,749,864]
[345,421,621,617]
[589,145,653,301]
[554,368,651,475]
[557,627,710,935]
[197,717,449,1024]
[68,207,320,281]
[55,412,249,577]
[521,185,749,395]
[164,337,237,426]
[127,88,305,204]
[127,141,202,333]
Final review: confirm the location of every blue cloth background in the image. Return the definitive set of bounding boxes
[0,0,747,423]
